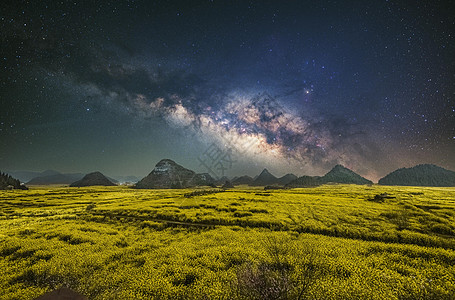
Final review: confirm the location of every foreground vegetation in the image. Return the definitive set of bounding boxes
[1,185,454,299]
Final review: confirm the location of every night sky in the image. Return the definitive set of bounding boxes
[1,0,454,181]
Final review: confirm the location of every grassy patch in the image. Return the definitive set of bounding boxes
[0,185,454,299]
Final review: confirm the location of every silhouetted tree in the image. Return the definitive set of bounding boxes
[0,171,28,190]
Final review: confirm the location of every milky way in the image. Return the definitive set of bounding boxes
[63,54,387,180]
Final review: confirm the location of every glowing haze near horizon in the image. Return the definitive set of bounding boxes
[1,1,454,182]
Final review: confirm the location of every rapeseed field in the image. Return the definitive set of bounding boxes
[1,185,454,299]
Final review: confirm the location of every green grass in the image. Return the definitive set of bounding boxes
[1,185,454,299]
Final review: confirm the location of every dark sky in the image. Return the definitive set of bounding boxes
[1,0,454,181]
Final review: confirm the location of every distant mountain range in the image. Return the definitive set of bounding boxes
[378,164,455,187]
[89,162,455,188]
[285,165,372,188]
[249,169,297,186]
[5,162,455,189]
[277,173,299,185]
[27,172,85,185]
[6,169,138,185]
[6,169,61,183]
[70,172,117,187]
